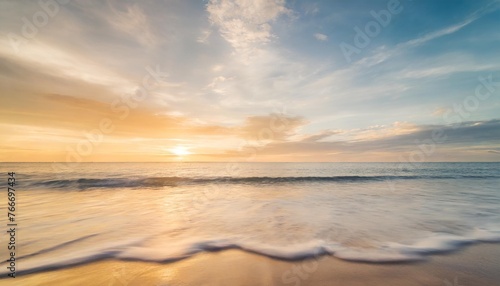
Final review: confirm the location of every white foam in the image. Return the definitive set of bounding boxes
[3,229,500,277]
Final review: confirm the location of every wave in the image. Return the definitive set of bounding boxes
[2,229,500,277]
[28,174,500,190]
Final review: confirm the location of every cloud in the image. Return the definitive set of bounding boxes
[402,1,500,49]
[432,107,449,117]
[109,3,159,47]
[206,0,289,58]
[398,62,500,79]
[232,119,500,161]
[352,122,421,141]
[304,3,319,16]
[0,40,132,93]
[0,92,232,140]
[402,19,476,49]
[197,29,212,43]
[314,33,328,41]
[238,114,307,141]
[351,1,500,69]
[301,130,342,142]
[346,120,500,152]
[74,1,161,48]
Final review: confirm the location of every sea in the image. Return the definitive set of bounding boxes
[1,162,500,276]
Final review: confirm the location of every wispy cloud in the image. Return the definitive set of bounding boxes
[0,39,132,92]
[407,0,500,49]
[239,114,307,141]
[300,130,342,142]
[101,2,161,48]
[354,1,500,68]
[397,56,500,79]
[197,29,212,44]
[314,33,328,41]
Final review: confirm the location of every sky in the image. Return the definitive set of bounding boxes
[0,0,499,162]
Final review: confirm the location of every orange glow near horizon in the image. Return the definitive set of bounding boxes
[169,146,191,157]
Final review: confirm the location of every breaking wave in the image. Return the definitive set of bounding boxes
[28,175,499,190]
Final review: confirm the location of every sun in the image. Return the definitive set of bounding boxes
[170,145,191,157]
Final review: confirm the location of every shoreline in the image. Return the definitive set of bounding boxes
[3,243,499,286]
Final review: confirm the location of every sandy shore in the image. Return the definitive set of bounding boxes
[2,244,499,286]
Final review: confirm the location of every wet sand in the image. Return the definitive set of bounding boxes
[3,244,499,286]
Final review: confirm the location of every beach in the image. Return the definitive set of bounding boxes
[4,244,499,286]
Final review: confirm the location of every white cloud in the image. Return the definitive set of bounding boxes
[314,33,328,41]
[399,63,500,79]
[401,18,476,49]
[207,0,289,59]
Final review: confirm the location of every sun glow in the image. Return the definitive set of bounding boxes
[170,145,191,157]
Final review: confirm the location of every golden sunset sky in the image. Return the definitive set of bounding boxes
[1,0,499,162]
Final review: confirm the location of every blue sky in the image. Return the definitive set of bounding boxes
[0,0,499,162]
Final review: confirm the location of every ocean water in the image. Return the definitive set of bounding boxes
[1,162,500,276]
